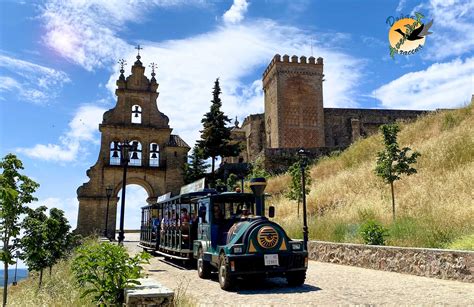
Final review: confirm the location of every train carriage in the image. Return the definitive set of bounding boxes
[139,178,308,290]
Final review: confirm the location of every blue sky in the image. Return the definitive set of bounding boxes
[0,0,473,235]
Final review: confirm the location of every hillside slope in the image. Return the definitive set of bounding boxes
[269,101,473,249]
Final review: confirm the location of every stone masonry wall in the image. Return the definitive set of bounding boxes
[324,108,428,147]
[308,241,474,283]
[263,147,345,173]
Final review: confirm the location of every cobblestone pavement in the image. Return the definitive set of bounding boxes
[123,235,474,306]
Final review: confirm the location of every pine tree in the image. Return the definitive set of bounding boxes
[183,146,209,184]
[197,78,240,177]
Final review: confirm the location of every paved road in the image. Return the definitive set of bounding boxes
[123,235,474,306]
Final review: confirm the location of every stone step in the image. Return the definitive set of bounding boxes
[125,278,174,307]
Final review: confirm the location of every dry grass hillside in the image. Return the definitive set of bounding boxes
[269,101,473,249]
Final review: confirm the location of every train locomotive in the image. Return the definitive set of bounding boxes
[139,178,308,290]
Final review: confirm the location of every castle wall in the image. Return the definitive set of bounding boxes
[241,114,265,162]
[323,108,428,147]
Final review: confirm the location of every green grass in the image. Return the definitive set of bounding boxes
[1,258,92,307]
[271,102,474,249]
[446,234,474,250]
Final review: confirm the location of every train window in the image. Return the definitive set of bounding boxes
[198,202,209,223]
[213,201,254,220]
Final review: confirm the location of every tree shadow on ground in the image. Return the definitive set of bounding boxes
[209,274,321,294]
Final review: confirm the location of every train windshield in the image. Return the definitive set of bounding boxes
[212,200,255,222]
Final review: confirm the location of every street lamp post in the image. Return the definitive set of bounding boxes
[12,250,20,286]
[104,186,113,239]
[117,140,133,245]
[298,148,309,251]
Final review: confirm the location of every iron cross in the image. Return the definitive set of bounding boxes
[135,45,143,56]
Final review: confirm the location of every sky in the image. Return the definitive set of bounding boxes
[0,0,473,238]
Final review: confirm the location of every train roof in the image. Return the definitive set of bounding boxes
[141,190,255,209]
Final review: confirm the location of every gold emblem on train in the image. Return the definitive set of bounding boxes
[257,226,279,248]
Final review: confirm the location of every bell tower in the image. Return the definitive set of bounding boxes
[76,49,190,236]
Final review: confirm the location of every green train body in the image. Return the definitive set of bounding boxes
[139,188,308,290]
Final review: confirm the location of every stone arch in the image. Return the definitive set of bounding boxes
[112,177,156,203]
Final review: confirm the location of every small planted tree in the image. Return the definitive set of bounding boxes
[20,206,49,287]
[45,208,71,274]
[183,145,209,184]
[21,206,73,287]
[375,124,420,221]
[197,78,240,178]
[0,154,39,306]
[286,161,312,217]
[72,242,150,306]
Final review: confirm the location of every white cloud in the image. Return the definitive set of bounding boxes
[222,0,249,24]
[29,197,79,231]
[17,104,106,162]
[102,21,362,147]
[396,0,407,12]
[40,0,207,71]
[40,1,362,149]
[412,0,474,60]
[0,54,70,104]
[372,57,474,109]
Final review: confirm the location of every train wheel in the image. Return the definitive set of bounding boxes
[286,271,306,286]
[197,247,211,279]
[218,254,234,290]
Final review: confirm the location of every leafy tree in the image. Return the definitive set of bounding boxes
[20,206,49,287]
[227,173,239,191]
[0,154,39,306]
[45,208,71,274]
[183,145,209,184]
[72,242,150,305]
[197,78,240,177]
[375,124,420,221]
[286,161,312,217]
[21,206,73,287]
[248,156,269,179]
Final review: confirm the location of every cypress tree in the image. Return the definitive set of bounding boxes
[197,78,240,177]
[183,145,209,184]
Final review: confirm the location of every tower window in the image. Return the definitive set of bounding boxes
[150,143,160,167]
[110,141,120,165]
[129,140,142,166]
[131,105,142,124]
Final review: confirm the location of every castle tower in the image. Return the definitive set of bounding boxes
[262,54,325,148]
[76,50,189,236]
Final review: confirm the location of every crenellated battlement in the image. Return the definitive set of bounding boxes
[262,54,323,81]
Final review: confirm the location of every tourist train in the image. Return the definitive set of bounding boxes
[138,178,308,290]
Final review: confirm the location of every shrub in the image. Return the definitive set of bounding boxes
[359,220,388,245]
[71,242,150,305]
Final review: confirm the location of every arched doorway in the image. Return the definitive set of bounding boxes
[115,184,148,231]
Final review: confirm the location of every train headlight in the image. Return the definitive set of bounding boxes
[291,242,302,251]
[232,245,243,254]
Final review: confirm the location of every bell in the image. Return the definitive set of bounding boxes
[131,151,139,160]
[151,153,157,159]
[151,144,158,151]
[134,112,139,118]
[112,150,119,158]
